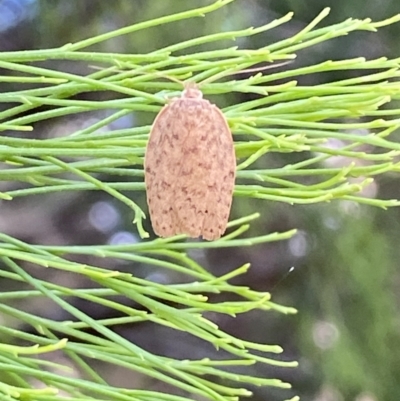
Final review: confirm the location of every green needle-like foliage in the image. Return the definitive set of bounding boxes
[0,1,399,400]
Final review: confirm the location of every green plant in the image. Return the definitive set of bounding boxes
[0,1,399,400]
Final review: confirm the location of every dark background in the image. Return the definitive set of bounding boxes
[1,1,400,400]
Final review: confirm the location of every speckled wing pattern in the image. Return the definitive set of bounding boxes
[144,87,236,241]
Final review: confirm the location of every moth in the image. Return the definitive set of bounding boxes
[144,83,236,241]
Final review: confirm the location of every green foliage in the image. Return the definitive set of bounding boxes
[0,1,399,400]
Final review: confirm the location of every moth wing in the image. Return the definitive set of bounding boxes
[144,102,183,237]
[172,103,235,240]
[200,106,236,240]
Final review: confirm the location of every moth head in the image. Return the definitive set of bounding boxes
[182,82,203,100]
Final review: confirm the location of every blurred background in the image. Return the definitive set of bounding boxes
[0,1,400,400]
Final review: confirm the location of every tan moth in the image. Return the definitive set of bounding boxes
[144,83,236,241]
